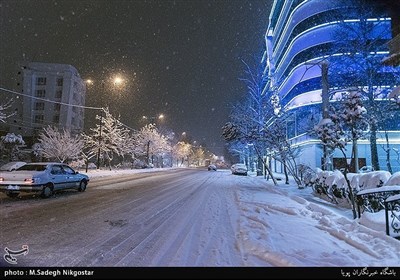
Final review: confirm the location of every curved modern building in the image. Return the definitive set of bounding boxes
[263,0,400,172]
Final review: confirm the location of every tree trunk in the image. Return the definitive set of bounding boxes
[352,138,359,173]
[384,130,393,173]
[253,146,277,186]
[340,149,357,219]
[369,121,380,171]
[264,161,278,186]
[146,141,150,164]
[283,161,289,184]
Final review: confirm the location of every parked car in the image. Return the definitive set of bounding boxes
[208,164,217,171]
[0,162,89,198]
[0,161,26,172]
[231,163,248,176]
[358,166,374,173]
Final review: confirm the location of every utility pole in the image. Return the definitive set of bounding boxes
[321,60,332,171]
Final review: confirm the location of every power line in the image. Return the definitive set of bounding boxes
[1,86,141,134]
[0,87,103,111]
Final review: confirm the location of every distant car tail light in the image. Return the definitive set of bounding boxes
[24,178,34,184]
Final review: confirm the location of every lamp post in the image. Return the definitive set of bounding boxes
[85,75,126,169]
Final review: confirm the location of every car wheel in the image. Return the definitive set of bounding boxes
[41,185,53,198]
[78,180,87,192]
[6,192,19,198]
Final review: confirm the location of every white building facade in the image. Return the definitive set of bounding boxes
[11,62,86,138]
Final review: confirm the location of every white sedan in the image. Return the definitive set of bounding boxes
[0,162,89,198]
[231,163,248,176]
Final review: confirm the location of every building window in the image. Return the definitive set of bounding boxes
[55,90,62,99]
[54,104,61,111]
[57,77,63,87]
[36,77,46,85]
[34,114,44,124]
[53,115,60,123]
[35,89,46,97]
[34,102,45,111]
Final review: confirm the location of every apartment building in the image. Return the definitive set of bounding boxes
[7,62,86,140]
[263,0,400,172]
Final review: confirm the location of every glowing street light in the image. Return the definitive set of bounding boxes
[85,79,94,85]
[113,76,124,86]
[142,114,165,123]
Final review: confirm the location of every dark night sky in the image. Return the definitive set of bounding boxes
[0,0,272,155]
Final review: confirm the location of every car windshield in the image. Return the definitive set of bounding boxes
[16,164,47,171]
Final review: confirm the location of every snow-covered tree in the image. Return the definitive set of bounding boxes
[314,90,368,219]
[135,123,171,167]
[172,141,192,167]
[82,108,130,170]
[376,87,400,173]
[32,142,44,162]
[38,126,84,163]
[329,1,400,171]
[0,99,13,123]
[262,113,304,187]
[0,132,25,161]
[191,145,205,166]
[388,87,400,108]
[223,59,281,184]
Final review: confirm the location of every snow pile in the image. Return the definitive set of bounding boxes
[325,170,345,193]
[384,171,400,186]
[350,174,362,191]
[0,133,25,144]
[236,177,400,266]
[356,171,391,191]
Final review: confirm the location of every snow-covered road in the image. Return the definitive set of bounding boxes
[1,168,400,268]
[0,169,244,266]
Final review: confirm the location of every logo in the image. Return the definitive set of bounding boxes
[3,245,29,265]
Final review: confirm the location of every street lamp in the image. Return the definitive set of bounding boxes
[113,76,124,87]
[85,74,127,169]
[142,114,165,124]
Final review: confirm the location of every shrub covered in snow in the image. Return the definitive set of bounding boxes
[351,171,393,215]
[384,171,400,186]
[355,171,391,192]
[298,164,317,187]
[310,169,392,210]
